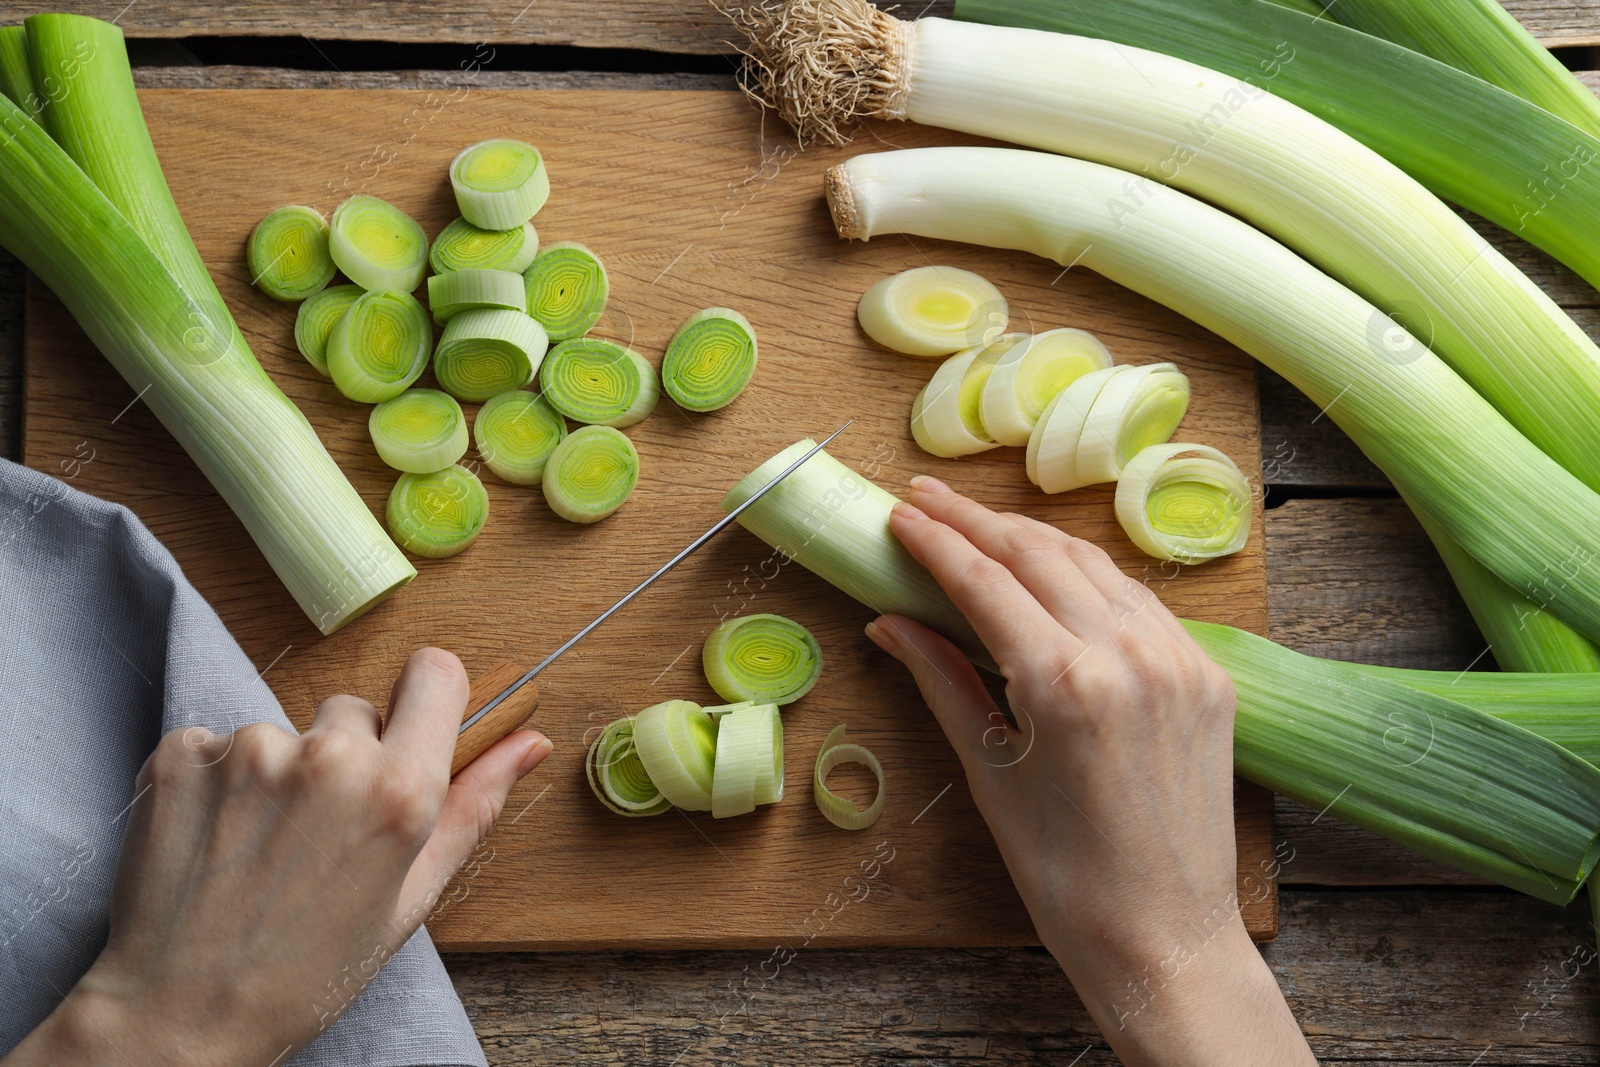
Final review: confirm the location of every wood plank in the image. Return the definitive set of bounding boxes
[444,889,1600,1064]
[20,89,1274,947]
[46,0,1600,51]
[1267,497,1485,670]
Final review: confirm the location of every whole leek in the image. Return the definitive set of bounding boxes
[0,17,414,632]
[724,441,1600,902]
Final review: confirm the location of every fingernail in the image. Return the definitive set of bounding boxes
[910,474,953,493]
[865,619,901,655]
[892,501,929,521]
[516,731,552,776]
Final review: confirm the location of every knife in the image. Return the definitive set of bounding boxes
[447,423,851,775]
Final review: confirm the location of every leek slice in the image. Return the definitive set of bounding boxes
[711,702,784,818]
[426,267,527,325]
[726,440,1600,900]
[541,425,639,524]
[910,337,1018,458]
[450,138,550,230]
[329,194,427,293]
[1114,443,1251,564]
[1026,363,1190,492]
[8,15,414,635]
[473,389,567,486]
[586,716,672,817]
[813,725,886,831]
[539,338,659,427]
[857,265,1007,357]
[325,288,432,404]
[632,699,718,811]
[702,612,823,705]
[722,440,984,663]
[522,241,609,341]
[246,204,335,303]
[826,146,1600,644]
[979,328,1112,447]
[292,283,362,377]
[385,464,489,559]
[660,307,759,412]
[368,388,468,474]
[430,216,540,275]
[432,307,547,403]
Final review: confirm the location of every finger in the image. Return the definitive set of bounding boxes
[867,615,1012,780]
[381,647,470,773]
[394,729,551,923]
[891,502,1083,671]
[909,478,1113,635]
[1000,511,1192,645]
[309,694,383,738]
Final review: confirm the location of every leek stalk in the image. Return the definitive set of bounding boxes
[1301,0,1600,139]
[0,26,38,115]
[726,442,1600,901]
[825,146,1600,645]
[0,17,413,633]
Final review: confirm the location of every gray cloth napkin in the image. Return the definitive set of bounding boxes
[0,457,488,1067]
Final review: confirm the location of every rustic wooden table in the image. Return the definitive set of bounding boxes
[5,1,1600,1062]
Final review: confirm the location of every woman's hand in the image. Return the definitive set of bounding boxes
[5,647,549,1067]
[869,477,1313,1067]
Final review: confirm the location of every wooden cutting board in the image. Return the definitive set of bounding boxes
[23,90,1276,948]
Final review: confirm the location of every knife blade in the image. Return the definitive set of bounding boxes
[447,423,851,775]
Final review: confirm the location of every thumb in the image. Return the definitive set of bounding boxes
[867,615,1013,774]
[394,728,552,927]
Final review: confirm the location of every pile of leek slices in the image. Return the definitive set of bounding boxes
[246,139,762,559]
[860,265,1251,564]
[587,612,886,829]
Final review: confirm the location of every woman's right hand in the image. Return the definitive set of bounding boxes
[868,477,1314,1067]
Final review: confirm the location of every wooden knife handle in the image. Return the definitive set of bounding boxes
[452,662,540,777]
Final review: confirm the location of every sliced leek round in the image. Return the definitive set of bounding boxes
[979,328,1113,447]
[586,716,671,817]
[539,337,659,427]
[1026,362,1190,492]
[542,424,639,523]
[329,194,428,293]
[368,388,468,473]
[1115,442,1252,564]
[813,724,885,831]
[857,265,1007,357]
[632,699,718,811]
[325,288,432,403]
[522,241,608,341]
[711,702,784,818]
[910,337,1021,457]
[292,282,362,376]
[473,389,567,485]
[660,307,758,412]
[450,138,550,230]
[432,307,548,403]
[425,268,527,325]
[385,464,489,559]
[702,612,822,705]
[247,204,334,302]
[429,216,540,275]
